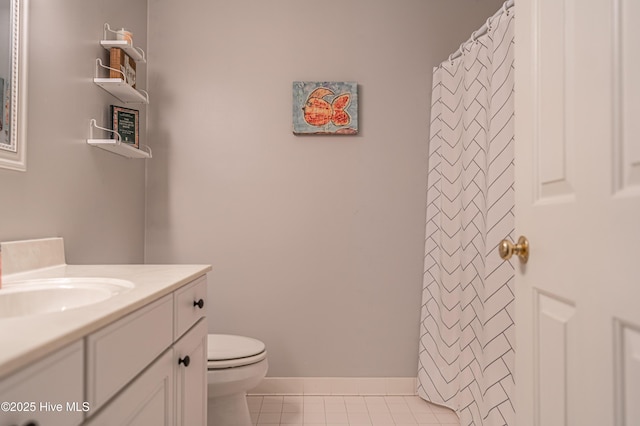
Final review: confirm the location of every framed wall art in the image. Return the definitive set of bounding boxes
[292,81,358,135]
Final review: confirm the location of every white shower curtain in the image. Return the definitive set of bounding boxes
[417,5,515,426]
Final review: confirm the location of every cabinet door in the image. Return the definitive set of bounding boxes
[0,341,83,426]
[84,349,174,426]
[86,294,173,411]
[174,319,207,426]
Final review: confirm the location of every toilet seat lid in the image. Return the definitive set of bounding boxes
[208,334,266,361]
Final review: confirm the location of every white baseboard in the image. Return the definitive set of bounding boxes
[248,377,417,396]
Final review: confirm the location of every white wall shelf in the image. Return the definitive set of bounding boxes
[88,119,152,159]
[91,24,151,160]
[88,139,152,159]
[100,40,146,63]
[93,59,149,104]
[101,23,146,63]
[94,78,149,104]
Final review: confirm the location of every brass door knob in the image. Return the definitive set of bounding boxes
[499,236,529,263]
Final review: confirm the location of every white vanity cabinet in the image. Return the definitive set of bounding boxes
[0,239,211,426]
[0,273,209,426]
[84,275,208,425]
[0,341,84,426]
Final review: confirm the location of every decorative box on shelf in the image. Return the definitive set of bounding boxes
[109,48,137,88]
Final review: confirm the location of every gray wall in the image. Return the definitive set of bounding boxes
[0,0,147,263]
[146,0,505,377]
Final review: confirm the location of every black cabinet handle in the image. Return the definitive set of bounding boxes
[193,299,204,309]
[179,355,191,367]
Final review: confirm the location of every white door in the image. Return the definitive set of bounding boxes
[514,1,640,426]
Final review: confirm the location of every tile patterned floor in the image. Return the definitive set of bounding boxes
[248,395,459,426]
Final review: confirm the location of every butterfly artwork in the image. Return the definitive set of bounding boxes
[292,82,358,135]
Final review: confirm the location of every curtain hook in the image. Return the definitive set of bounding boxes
[471,31,478,44]
[486,16,493,32]
[448,53,454,66]
[459,42,467,54]
[502,1,509,16]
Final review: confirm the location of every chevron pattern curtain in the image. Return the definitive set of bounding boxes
[417,8,515,426]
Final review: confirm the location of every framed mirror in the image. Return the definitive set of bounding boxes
[0,0,27,171]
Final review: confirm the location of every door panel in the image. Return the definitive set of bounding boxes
[536,292,575,426]
[515,1,640,426]
[615,0,640,192]
[615,321,640,425]
[536,0,575,200]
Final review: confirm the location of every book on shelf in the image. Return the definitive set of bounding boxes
[109,48,136,88]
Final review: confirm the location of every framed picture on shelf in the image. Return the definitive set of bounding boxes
[110,105,139,148]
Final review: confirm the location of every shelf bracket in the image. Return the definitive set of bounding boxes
[95,58,127,83]
[138,89,150,101]
[103,23,116,40]
[133,46,146,62]
[89,119,121,142]
[139,144,153,158]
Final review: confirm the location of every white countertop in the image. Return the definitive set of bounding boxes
[0,263,211,379]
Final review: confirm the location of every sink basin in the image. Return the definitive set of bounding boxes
[0,277,134,318]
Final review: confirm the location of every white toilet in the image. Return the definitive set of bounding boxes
[207,334,268,426]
